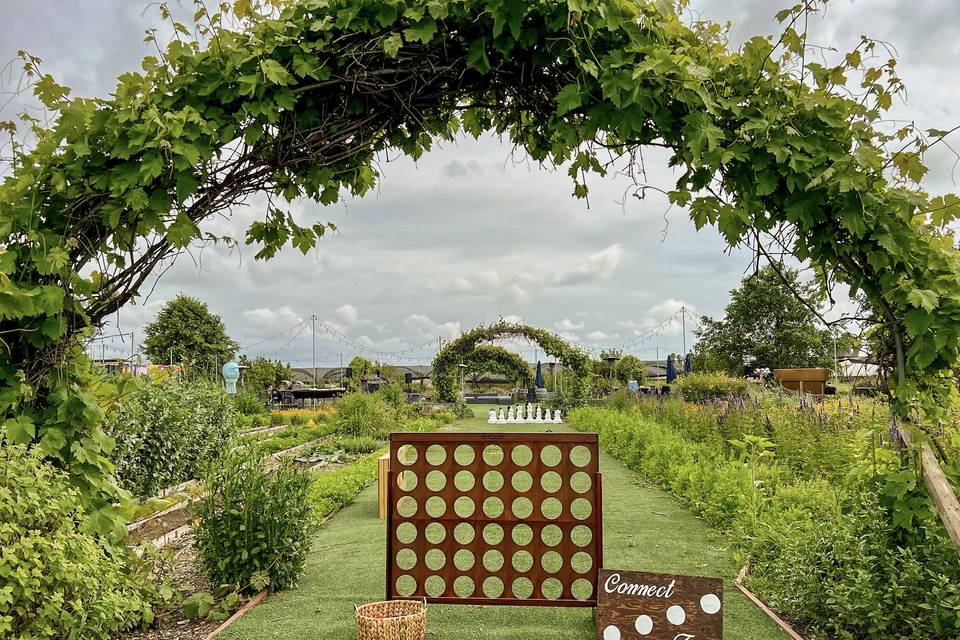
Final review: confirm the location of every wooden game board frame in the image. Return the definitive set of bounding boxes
[386,431,603,606]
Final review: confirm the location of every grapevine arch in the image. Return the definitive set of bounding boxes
[3,0,960,534]
[433,322,590,403]
[459,344,533,389]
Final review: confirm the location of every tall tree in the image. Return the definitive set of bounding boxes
[238,355,293,392]
[347,355,374,390]
[615,354,647,385]
[142,295,239,374]
[694,267,833,374]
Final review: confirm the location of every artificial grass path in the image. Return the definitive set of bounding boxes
[221,407,785,640]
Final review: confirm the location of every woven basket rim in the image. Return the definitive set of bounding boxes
[355,599,426,621]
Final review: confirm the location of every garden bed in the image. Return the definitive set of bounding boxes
[128,504,194,547]
[123,535,221,640]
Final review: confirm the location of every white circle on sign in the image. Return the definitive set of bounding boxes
[700,593,721,615]
[667,605,686,625]
[602,624,621,640]
[634,614,653,635]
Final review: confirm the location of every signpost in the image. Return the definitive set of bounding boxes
[596,570,723,640]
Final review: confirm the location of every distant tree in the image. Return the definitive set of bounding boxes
[377,363,402,384]
[239,355,293,392]
[615,354,647,385]
[347,355,374,390]
[694,267,833,375]
[589,358,613,388]
[142,295,239,375]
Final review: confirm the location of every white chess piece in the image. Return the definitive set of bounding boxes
[526,403,533,422]
[488,409,497,424]
[497,408,506,423]
[535,406,543,422]
[507,406,515,423]
[552,409,563,423]
[544,408,553,421]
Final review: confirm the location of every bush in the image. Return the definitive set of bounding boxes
[250,413,271,428]
[432,410,456,424]
[233,391,266,416]
[337,392,394,437]
[748,484,960,638]
[674,372,750,403]
[453,401,474,419]
[192,447,313,593]
[0,443,146,639]
[376,383,407,412]
[105,379,236,496]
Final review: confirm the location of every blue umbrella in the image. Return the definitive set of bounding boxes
[666,355,677,383]
[684,352,693,375]
[534,361,544,387]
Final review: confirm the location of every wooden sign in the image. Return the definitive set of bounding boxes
[596,570,722,640]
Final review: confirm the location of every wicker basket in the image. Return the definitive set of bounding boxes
[355,598,426,640]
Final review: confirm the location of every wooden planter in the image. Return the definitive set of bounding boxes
[773,368,830,395]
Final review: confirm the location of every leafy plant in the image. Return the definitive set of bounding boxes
[192,446,314,594]
[183,590,245,622]
[249,422,340,456]
[104,379,236,497]
[0,442,146,639]
[376,383,408,413]
[337,392,394,438]
[233,391,268,416]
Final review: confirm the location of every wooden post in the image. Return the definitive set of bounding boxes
[378,452,390,519]
[899,428,960,552]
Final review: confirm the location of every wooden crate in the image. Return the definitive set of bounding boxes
[773,368,830,395]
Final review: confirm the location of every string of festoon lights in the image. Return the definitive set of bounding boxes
[238,307,706,364]
[239,313,441,362]
[586,306,704,357]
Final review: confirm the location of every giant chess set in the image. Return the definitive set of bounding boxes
[487,402,562,424]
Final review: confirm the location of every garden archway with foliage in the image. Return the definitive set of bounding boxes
[3,0,960,537]
[432,323,590,402]
[459,344,533,390]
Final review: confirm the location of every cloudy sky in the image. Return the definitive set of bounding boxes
[3,1,959,367]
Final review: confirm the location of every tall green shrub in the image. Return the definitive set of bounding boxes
[0,443,146,639]
[233,391,267,416]
[192,447,313,593]
[105,379,236,496]
[337,392,394,437]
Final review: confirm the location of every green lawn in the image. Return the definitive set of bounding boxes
[221,406,785,639]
